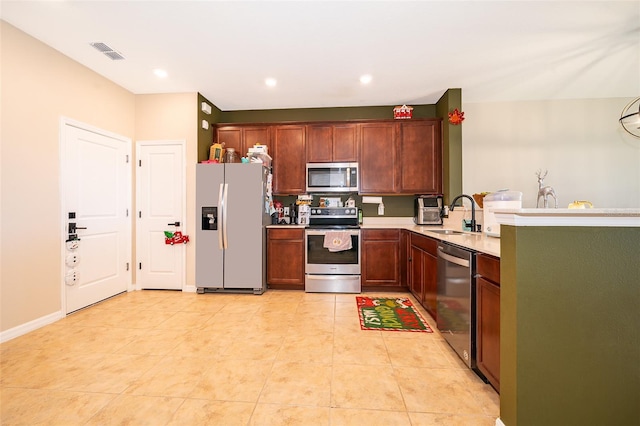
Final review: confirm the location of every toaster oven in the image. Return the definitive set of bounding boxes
[414,195,444,225]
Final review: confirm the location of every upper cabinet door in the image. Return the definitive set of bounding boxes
[216,125,270,158]
[242,126,271,156]
[359,122,398,194]
[398,120,442,194]
[306,125,333,163]
[306,123,358,163]
[273,125,306,195]
[332,124,358,162]
[216,127,243,154]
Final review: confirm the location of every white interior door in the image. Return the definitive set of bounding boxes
[62,120,131,313]
[136,141,185,290]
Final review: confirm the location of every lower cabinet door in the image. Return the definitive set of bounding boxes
[476,276,500,392]
[422,252,437,319]
[267,229,304,289]
[362,229,401,287]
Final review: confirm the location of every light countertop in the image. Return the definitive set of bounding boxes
[494,208,640,227]
[361,218,501,257]
[268,214,502,257]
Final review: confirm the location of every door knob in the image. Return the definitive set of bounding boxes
[68,223,87,234]
[167,221,181,227]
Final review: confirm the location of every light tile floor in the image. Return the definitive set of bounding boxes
[1,290,499,425]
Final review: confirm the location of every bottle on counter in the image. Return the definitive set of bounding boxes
[358,208,363,225]
[224,148,238,163]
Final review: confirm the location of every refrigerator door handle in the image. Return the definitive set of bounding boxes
[222,183,229,249]
[218,183,224,250]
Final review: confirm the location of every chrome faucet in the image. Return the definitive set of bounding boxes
[450,194,478,232]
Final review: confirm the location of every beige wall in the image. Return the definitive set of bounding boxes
[0,21,201,335]
[0,21,136,332]
[134,94,198,288]
[462,98,640,208]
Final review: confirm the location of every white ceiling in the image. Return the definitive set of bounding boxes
[1,1,638,111]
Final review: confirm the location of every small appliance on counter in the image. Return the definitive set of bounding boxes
[296,195,313,225]
[414,195,444,225]
[298,205,311,225]
[483,190,523,237]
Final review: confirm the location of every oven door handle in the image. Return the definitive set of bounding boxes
[306,274,361,281]
[305,230,360,236]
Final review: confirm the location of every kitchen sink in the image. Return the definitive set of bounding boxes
[429,229,466,235]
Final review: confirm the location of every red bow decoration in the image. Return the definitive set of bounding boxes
[448,108,465,125]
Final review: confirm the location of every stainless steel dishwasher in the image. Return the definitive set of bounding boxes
[436,241,477,370]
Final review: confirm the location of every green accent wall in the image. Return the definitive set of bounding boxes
[197,93,221,161]
[436,88,462,206]
[500,225,640,426]
[218,104,437,123]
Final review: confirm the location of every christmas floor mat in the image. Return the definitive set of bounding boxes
[356,297,433,332]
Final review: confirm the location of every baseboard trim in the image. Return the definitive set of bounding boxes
[496,417,506,426]
[183,285,197,293]
[0,310,64,343]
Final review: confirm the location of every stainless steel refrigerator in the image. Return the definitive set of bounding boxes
[196,163,271,294]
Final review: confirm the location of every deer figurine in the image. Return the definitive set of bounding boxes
[536,169,558,208]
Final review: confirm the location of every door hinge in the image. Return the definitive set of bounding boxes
[139,262,142,270]
[138,160,142,167]
[126,208,129,217]
[138,211,142,218]
[126,154,129,163]
[126,262,130,271]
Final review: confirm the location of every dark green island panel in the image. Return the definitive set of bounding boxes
[499,220,640,426]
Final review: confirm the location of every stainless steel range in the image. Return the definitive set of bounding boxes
[305,207,361,293]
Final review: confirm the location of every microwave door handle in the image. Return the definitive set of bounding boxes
[346,167,351,188]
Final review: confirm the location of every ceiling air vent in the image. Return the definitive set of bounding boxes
[90,42,125,60]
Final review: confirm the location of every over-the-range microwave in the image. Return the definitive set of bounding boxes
[306,162,359,193]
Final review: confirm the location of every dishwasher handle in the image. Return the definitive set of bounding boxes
[437,246,470,268]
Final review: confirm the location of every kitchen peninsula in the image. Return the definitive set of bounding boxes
[495,209,640,426]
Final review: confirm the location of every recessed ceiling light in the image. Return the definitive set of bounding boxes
[360,74,372,84]
[265,78,277,87]
[153,69,168,78]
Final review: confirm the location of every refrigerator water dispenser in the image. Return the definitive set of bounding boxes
[201,207,217,230]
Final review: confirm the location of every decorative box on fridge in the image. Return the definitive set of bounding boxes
[393,104,413,119]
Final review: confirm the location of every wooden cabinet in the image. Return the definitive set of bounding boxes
[266,228,305,289]
[398,120,442,194]
[215,119,442,196]
[409,233,438,319]
[410,244,423,299]
[361,229,403,288]
[359,122,398,194]
[307,123,358,163]
[476,253,501,392]
[216,125,271,158]
[400,230,410,291]
[272,125,306,195]
[359,119,442,195]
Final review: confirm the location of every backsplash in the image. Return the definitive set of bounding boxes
[362,209,482,231]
